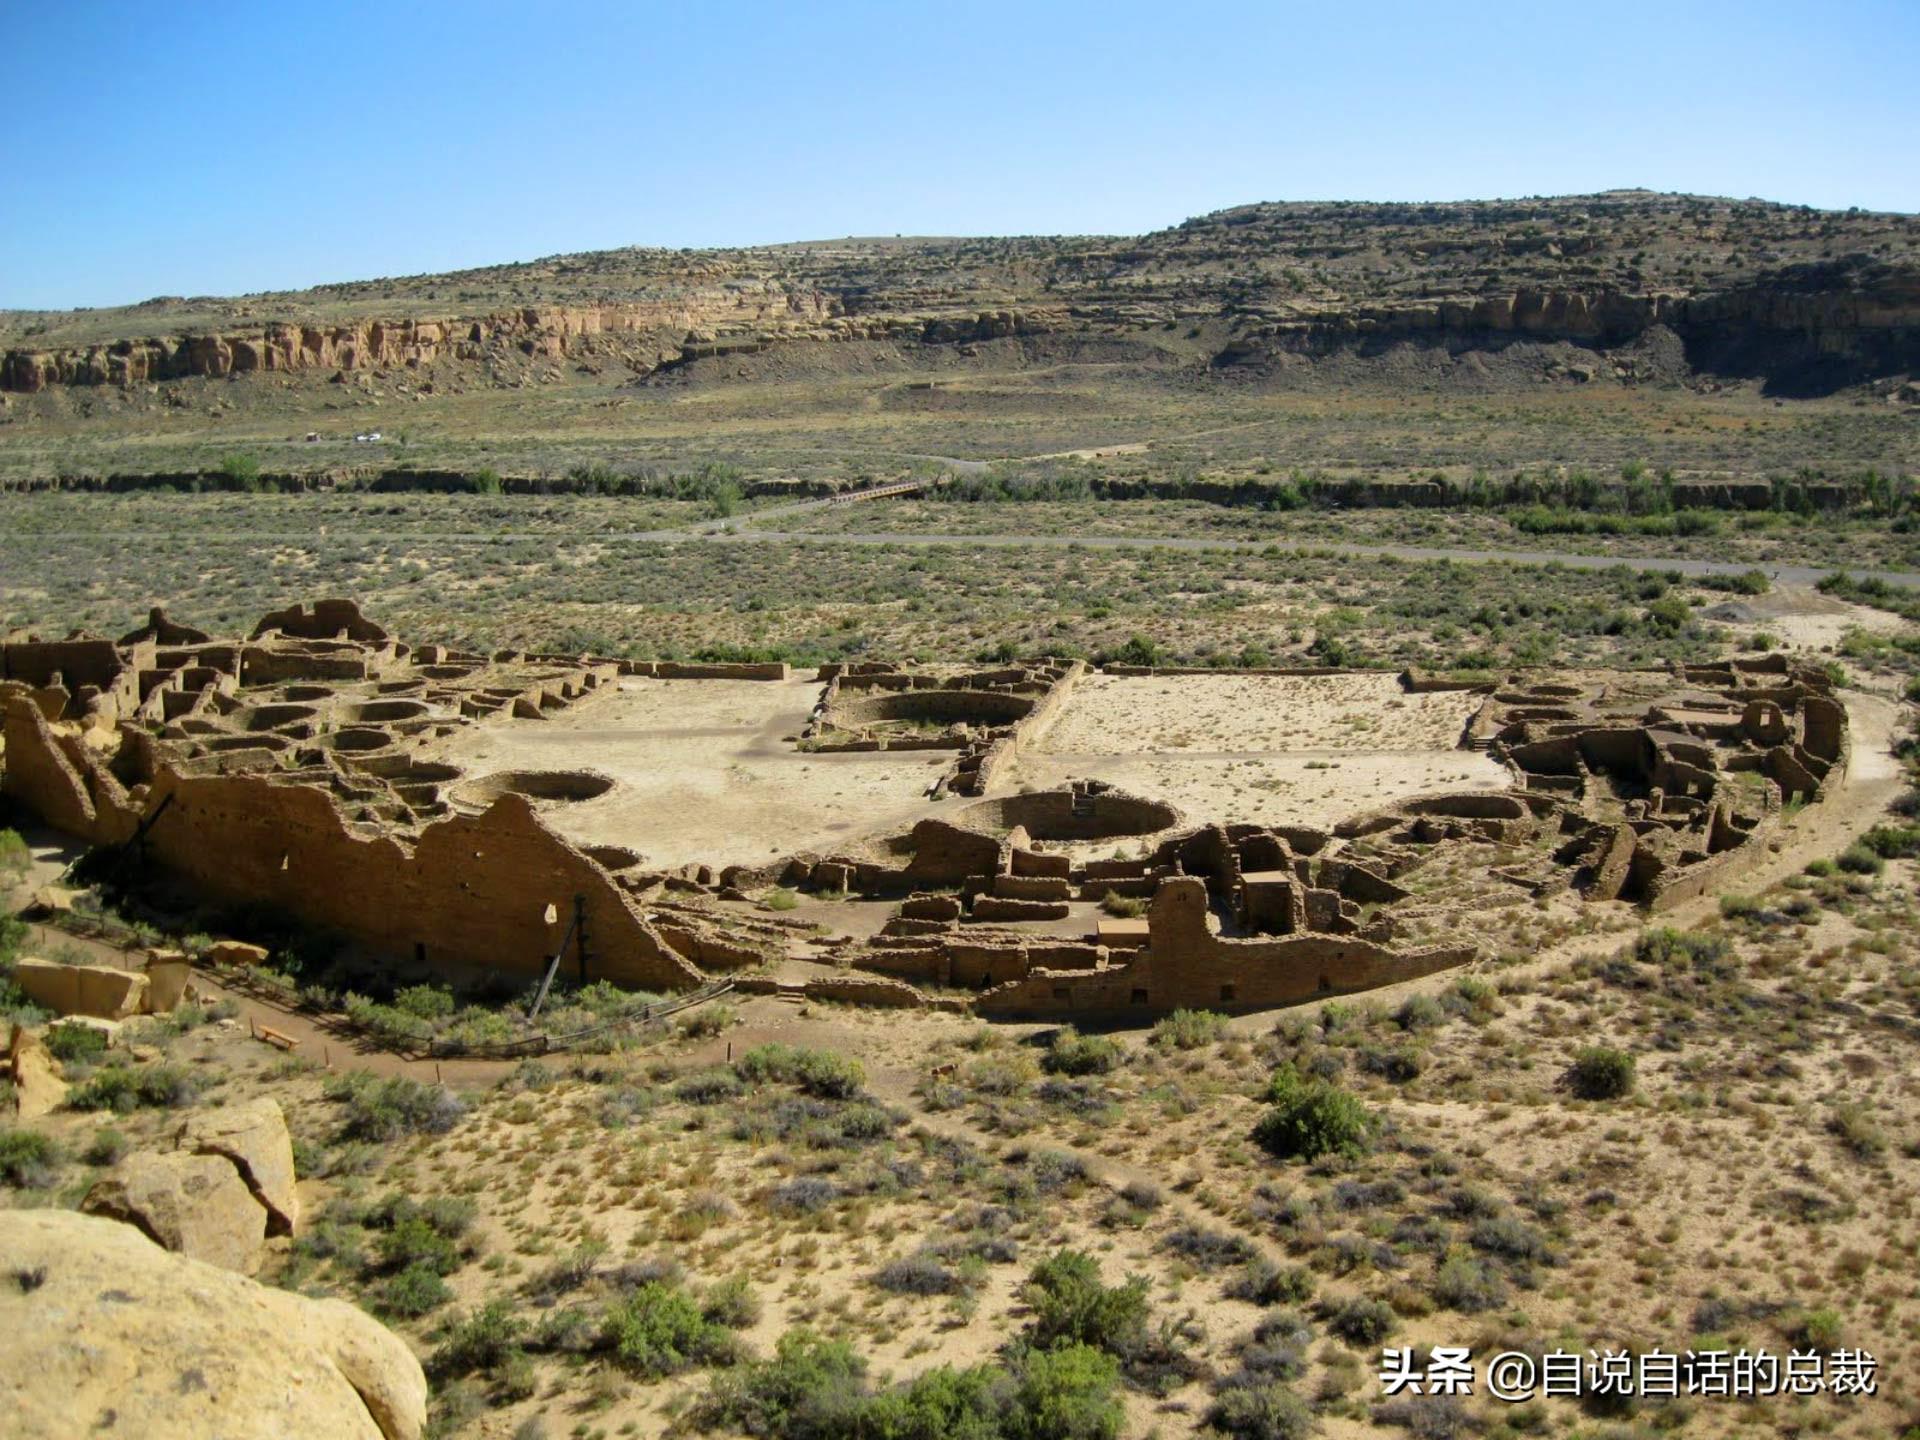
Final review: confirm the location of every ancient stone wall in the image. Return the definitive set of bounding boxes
[977,878,1473,1020]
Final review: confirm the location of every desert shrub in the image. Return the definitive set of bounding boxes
[1226,1258,1316,1306]
[81,1126,128,1166]
[793,1049,866,1100]
[374,1215,461,1277]
[431,1299,525,1378]
[763,888,800,911]
[696,1326,1124,1440]
[1860,823,1920,859]
[1433,1251,1509,1312]
[1003,1343,1124,1440]
[1828,1103,1888,1160]
[692,1329,869,1435]
[1468,1215,1551,1262]
[1326,1296,1397,1346]
[0,1128,60,1188]
[1099,891,1147,919]
[733,1046,865,1099]
[1027,1148,1090,1193]
[526,1239,607,1300]
[1836,843,1884,876]
[702,1275,762,1329]
[1043,1028,1122,1077]
[1566,1046,1636,1100]
[336,1075,465,1140]
[1357,1045,1424,1083]
[679,1003,737,1039]
[874,1249,964,1296]
[44,1022,109,1064]
[603,1281,737,1377]
[1394,994,1445,1032]
[1117,1178,1164,1211]
[1635,927,1732,971]
[392,984,455,1021]
[69,1061,202,1112]
[1208,1380,1315,1440]
[1798,1308,1844,1349]
[676,1067,746,1104]
[1024,1249,1150,1356]
[1162,1225,1258,1272]
[376,1262,454,1318]
[1373,1393,1471,1438]
[1254,1065,1376,1161]
[596,1084,657,1129]
[767,1176,839,1216]
[1151,1008,1228,1050]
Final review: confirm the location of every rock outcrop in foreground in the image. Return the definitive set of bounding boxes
[1,1208,427,1440]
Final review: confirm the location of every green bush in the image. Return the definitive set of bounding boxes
[732,1044,865,1099]
[693,1329,868,1436]
[1634,927,1733,972]
[334,1075,466,1141]
[1207,1380,1315,1440]
[69,1062,202,1112]
[1004,1343,1124,1440]
[1149,1009,1228,1051]
[1861,824,1920,859]
[692,1328,1123,1440]
[1023,1250,1149,1357]
[1225,1258,1315,1306]
[1394,994,1445,1032]
[431,1300,526,1378]
[1566,1046,1636,1100]
[1326,1296,1396,1346]
[1433,1250,1509,1312]
[603,1281,737,1377]
[392,984,455,1021]
[1043,1028,1122,1077]
[44,1022,109,1064]
[376,1214,462,1276]
[0,1128,60,1188]
[375,1261,453,1318]
[1836,844,1885,876]
[1253,1065,1376,1161]
[81,1127,128,1166]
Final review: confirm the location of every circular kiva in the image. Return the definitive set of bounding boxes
[449,768,616,808]
[829,688,1034,728]
[946,788,1180,842]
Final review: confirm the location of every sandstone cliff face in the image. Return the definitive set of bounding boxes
[4,193,1915,395]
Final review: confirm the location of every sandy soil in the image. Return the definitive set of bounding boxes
[422,676,952,869]
[1702,584,1908,653]
[1021,672,1508,831]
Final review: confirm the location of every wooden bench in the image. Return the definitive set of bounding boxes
[251,1022,298,1052]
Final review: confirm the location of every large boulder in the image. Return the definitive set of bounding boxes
[1,1208,426,1440]
[177,1097,300,1235]
[7,1025,66,1119]
[81,1150,268,1274]
[12,957,149,1019]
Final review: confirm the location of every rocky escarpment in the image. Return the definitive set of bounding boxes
[5,192,1916,396]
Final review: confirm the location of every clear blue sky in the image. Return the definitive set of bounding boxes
[4,0,1915,310]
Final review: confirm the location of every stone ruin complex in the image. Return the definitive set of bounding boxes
[1,600,1849,1022]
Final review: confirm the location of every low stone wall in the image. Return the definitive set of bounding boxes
[977,879,1473,1020]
